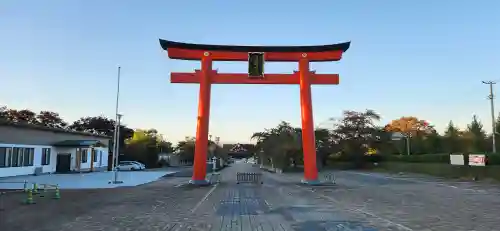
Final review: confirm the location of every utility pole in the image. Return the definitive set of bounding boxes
[482,81,497,153]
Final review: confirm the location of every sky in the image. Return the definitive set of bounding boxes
[1,1,500,144]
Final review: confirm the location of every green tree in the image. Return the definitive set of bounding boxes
[251,121,302,169]
[123,129,174,167]
[69,115,134,154]
[443,121,462,153]
[332,110,381,165]
[463,115,487,152]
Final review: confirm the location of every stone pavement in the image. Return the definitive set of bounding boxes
[4,163,500,230]
[195,164,411,231]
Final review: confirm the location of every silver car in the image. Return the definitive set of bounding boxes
[116,161,146,171]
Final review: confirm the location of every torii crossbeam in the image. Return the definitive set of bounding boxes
[160,39,350,185]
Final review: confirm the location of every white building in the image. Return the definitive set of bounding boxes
[0,121,111,178]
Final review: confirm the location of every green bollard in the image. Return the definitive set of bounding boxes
[32,183,38,194]
[53,185,60,199]
[24,189,34,205]
[23,180,28,192]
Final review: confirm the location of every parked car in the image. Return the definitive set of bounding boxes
[116,161,146,171]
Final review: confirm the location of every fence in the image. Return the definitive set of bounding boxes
[322,173,336,184]
[236,172,263,184]
[0,181,61,209]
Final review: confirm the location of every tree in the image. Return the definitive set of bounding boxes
[69,116,116,136]
[251,121,303,169]
[36,111,68,128]
[332,110,381,165]
[175,136,196,162]
[315,128,336,168]
[443,121,462,153]
[123,129,174,167]
[2,108,38,124]
[69,115,134,153]
[0,106,7,121]
[463,115,487,152]
[385,116,433,138]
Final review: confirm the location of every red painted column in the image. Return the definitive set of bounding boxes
[299,57,319,183]
[192,53,212,184]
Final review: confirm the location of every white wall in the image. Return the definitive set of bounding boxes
[55,147,108,171]
[0,143,55,178]
[95,147,109,168]
[0,144,110,178]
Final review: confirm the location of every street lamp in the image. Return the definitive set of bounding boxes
[110,113,123,184]
[110,66,123,184]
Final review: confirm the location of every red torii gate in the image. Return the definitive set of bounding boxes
[159,39,350,185]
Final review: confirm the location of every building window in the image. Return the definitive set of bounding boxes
[81,149,88,163]
[9,147,34,167]
[42,148,51,165]
[12,148,21,167]
[0,147,12,167]
[23,148,34,166]
[92,149,98,162]
[99,150,102,166]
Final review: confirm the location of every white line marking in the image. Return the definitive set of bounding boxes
[343,171,485,193]
[191,184,218,213]
[174,183,187,187]
[264,199,271,209]
[294,184,414,231]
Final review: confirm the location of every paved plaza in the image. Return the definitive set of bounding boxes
[1,163,500,231]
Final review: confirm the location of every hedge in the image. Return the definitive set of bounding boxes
[329,153,500,165]
[374,162,500,181]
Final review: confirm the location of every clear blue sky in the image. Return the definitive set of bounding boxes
[1,1,499,144]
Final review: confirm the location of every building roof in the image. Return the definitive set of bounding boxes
[0,120,111,139]
[52,140,108,147]
[159,39,351,53]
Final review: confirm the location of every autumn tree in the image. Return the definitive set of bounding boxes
[385,116,433,138]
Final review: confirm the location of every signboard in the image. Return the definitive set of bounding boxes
[449,154,464,165]
[469,154,486,166]
[248,52,265,78]
[391,132,405,141]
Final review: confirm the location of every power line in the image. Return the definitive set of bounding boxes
[482,80,496,153]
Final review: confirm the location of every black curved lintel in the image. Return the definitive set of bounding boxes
[159,39,350,53]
